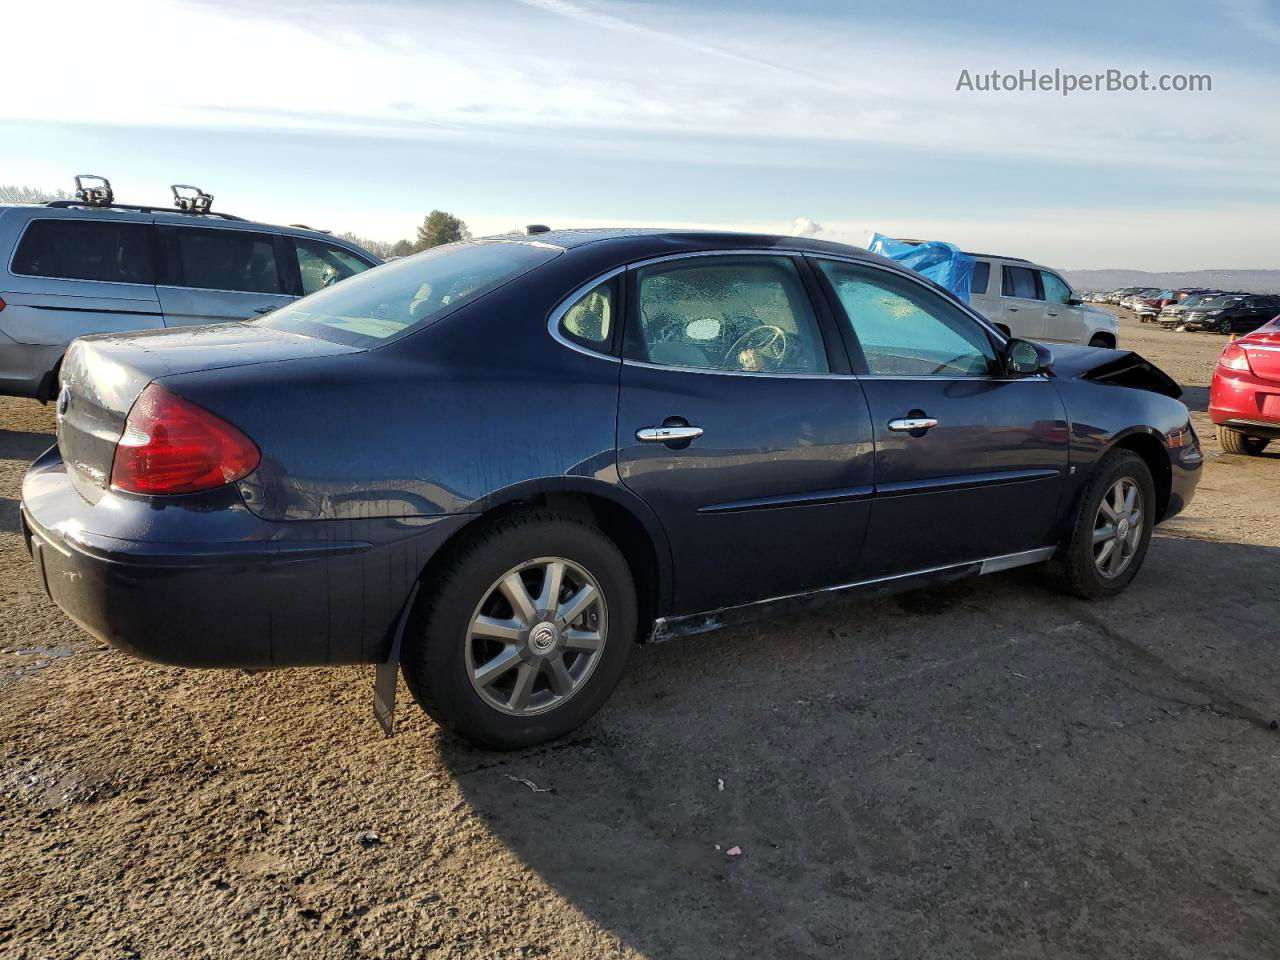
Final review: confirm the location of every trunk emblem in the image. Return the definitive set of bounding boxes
[56,384,70,418]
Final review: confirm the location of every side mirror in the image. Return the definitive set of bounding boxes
[1068,297,1083,306]
[1005,338,1054,376]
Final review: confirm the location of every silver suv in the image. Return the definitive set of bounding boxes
[0,179,378,400]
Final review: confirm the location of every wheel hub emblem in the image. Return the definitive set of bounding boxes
[1116,518,1130,540]
[529,621,560,654]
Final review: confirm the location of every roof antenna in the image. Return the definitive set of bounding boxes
[171,184,214,214]
[73,175,114,207]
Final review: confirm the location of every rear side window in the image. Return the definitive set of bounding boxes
[1002,265,1040,300]
[167,227,283,294]
[627,256,828,374]
[971,261,990,295]
[12,219,153,284]
[295,239,373,295]
[256,241,560,348]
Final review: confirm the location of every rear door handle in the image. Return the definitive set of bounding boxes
[888,417,939,433]
[637,425,704,443]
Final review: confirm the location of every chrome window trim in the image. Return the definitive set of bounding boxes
[545,266,626,362]
[621,357,860,380]
[545,247,1041,381]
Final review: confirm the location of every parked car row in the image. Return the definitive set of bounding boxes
[1084,287,1280,336]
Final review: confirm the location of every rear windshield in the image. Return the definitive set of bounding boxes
[255,240,560,347]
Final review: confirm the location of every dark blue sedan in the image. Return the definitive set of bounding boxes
[21,230,1201,748]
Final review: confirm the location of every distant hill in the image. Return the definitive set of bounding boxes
[1063,269,1280,295]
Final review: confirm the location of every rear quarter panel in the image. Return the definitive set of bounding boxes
[162,268,624,524]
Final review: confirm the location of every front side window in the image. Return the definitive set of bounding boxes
[971,260,991,295]
[1002,265,1040,300]
[12,219,153,284]
[627,256,828,374]
[817,260,996,377]
[257,241,560,348]
[170,227,282,294]
[559,279,615,348]
[295,239,372,295]
[1040,271,1072,305]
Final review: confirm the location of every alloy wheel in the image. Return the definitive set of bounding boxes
[465,557,608,716]
[1092,478,1143,579]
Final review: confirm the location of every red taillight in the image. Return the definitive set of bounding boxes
[111,384,260,495]
[0,295,7,312]
[1218,342,1254,374]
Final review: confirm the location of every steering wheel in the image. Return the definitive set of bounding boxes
[724,324,790,371]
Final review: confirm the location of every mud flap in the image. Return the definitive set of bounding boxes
[373,582,419,737]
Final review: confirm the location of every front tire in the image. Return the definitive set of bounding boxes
[1052,450,1156,600]
[1088,334,1114,348]
[403,510,637,750]
[1219,426,1270,456]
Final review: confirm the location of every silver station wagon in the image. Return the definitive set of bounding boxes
[0,177,378,400]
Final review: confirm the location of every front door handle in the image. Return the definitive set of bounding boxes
[637,425,704,443]
[888,417,939,433]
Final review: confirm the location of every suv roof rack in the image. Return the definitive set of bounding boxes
[44,200,246,221]
[43,175,246,221]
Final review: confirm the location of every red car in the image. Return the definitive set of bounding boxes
[1210,317,1280,455]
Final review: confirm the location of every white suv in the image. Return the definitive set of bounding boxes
[968,254,1118,348]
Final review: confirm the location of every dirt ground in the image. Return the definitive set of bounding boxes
[1,311,1278,959]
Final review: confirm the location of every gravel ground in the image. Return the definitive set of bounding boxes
[1,311,1278,959]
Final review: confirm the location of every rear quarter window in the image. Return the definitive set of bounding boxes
[971,261,991,295]
[11,219,154,284]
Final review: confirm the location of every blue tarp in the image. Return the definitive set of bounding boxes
[867,233,976,303]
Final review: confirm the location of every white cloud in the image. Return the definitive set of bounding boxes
[788,217,823,238]
[2,0,1276,185]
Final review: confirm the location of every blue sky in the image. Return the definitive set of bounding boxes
[4,0,1279,270]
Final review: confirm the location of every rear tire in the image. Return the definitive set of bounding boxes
[1088,335,1114,348]
[402,510,636,750]
[1219,426,1270,456]
[1051,450,1156,600]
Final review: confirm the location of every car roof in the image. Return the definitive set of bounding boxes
[489,227,884,260]
[483,228,959,287]
[0,201,371,254]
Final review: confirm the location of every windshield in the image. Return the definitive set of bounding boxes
[1205,295,1246,308]
[255,240,561,347]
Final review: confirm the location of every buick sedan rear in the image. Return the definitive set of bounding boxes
[22,230,1201,749]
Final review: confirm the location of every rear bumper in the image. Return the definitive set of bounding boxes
[0,340,63,399]
[1209,369,1280,434]
[20,447,468,668]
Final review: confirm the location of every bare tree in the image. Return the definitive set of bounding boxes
[0,184,71,203]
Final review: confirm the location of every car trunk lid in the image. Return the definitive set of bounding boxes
[57,324,362,503]
[1239,327,1280,382]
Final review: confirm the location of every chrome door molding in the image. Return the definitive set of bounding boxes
[649,545,1057,642]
